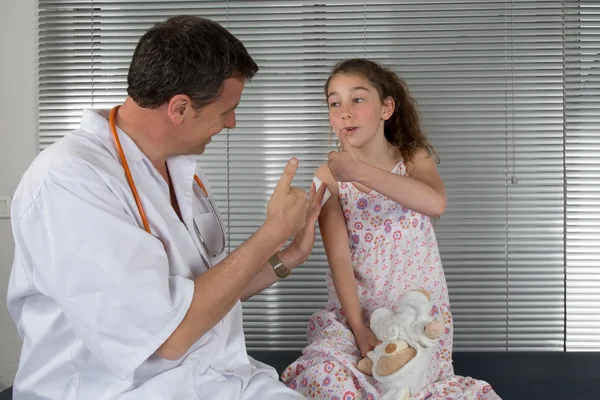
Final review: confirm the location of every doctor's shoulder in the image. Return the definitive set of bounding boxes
[12,133,114,219]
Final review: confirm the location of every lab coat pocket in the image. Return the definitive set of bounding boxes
[192,212,224,258]
[193,365,246,400]
[140,363,200,400]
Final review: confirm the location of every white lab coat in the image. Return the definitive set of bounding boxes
[7,109,304,400]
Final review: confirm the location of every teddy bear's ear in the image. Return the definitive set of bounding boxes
[370,308,395,336]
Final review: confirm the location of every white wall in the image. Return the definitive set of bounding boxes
[0,0,37,390]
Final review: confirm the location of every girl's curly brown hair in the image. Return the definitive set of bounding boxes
[324,58,438,170]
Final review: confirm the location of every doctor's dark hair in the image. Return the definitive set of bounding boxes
[324,58,438,167]
[127,15,258,109]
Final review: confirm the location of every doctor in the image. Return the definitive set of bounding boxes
[7,15,325,400]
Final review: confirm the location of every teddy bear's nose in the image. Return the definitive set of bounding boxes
[385,343,397,354]
[384,339,409,355]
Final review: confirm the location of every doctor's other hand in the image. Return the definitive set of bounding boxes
[266,158,311,238]
[280,181,327,267]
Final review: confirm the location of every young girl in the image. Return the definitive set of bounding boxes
[282,59,500,399]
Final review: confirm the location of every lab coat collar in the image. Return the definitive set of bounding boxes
[81,108,201,228]
[81,108,147,164]
[80,108,199,183]
[167,156,200,227]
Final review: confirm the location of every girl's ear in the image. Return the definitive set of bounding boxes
[382,96,395,121]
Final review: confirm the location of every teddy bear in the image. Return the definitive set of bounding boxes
[356,289,444,400]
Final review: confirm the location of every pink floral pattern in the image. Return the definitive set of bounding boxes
[282,160,501,399]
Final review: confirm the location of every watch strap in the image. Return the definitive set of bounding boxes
[269,252,290,279]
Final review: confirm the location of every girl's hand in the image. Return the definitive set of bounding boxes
[353,323,381,358]
[327,131,362,182]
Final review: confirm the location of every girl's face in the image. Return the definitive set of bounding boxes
[326,73,393,149]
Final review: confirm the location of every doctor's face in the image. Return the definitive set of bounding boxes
[181,77,245,154]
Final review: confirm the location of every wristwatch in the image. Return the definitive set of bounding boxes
[269,252,291,279]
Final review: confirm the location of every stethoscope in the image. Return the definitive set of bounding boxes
[109,105,226,267]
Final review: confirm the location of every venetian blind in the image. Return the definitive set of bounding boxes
[38,0,576,352]
[565,0,600,351]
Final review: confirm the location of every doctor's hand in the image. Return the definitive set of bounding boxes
[266,158,311,238]
[327,131,363,183]
[280,180,327,268]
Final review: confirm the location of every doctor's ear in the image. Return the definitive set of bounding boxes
[167,95,194,124]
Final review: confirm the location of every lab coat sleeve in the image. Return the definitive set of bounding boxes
[13,161,195,379]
